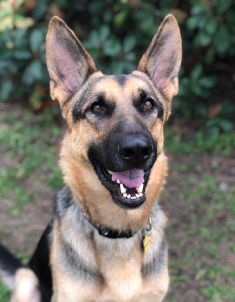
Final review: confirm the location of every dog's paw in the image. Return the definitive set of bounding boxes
[11,268,41,302]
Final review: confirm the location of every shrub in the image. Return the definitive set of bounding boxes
[0,0,234,130]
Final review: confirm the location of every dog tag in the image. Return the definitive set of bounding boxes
[143,234,151,253]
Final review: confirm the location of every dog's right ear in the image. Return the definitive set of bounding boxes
[46,16,97,111]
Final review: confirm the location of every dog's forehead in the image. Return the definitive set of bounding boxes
[88,73,154,99]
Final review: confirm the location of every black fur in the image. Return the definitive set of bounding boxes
[29,223,53,302]
[114,74,127,86]
[0,243,22,275]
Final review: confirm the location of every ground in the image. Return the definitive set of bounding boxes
[0,103,234,302]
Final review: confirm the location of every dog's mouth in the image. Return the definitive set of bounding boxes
[91,159,150,209]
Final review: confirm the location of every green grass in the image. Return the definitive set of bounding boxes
[0,284,10,301]
[165,125,235,155]
[166,166,235,301]
[0,108,62,215]
[163,122,235,302]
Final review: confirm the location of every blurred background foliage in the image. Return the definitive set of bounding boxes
[0,0,234,131]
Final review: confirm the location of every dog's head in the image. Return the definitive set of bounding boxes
[46,15,182,229]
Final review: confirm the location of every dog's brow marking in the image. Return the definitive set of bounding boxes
[141,237,167,278]
[114,75,127,86]
[72,76,107,122]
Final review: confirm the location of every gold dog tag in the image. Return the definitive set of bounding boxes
[143,234,151,253]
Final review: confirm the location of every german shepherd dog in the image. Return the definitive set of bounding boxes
[0,14,182,302]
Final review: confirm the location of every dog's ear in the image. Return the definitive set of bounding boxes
[46,16,97,110]
[138,14,182,100]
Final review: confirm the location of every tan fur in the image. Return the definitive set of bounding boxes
[44,13,181,302]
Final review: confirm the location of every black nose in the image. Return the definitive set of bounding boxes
[118,135,153,165]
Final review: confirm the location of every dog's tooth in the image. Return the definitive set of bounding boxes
[137,183,144,193]
[139,193,143,197]
[120,183,126,194]
[117,179,121,184]
[123,193,127,198]
[136,193,140,198]
[127,194,131,199]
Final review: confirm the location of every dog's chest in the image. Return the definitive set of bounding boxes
[51,229,156,302]
[95,237,143,301]
[51,203,168,301]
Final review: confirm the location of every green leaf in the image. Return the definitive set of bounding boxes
[195,31,211,47]
[191,4,206,15]
[205,47,215,64]
[14,28,27,46]
[30,28,44,52]
[0,81,14,101]
[100,26,110,42]
[104,38,122,56]
[213,25,230,54]
[13,50,31,60]
[85,31,100,48]
[114,11,127,27]
[186,16,200,31]
[216,0,233,14]
[22,60,43,84]
[199,76,217,88]
[205,17,217,35]
[191,64,203,81]
[123,36,136,53]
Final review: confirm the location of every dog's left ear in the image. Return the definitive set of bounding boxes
[46,16,97,112]
[138,14,182,100]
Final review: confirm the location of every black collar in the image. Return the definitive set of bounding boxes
[84,214,152,240]
[97,227,135,239]
[84,215,136,239]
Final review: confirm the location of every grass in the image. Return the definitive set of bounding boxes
[165,125,235,155]
[0,284,10,301]
[164,153,235,301]
[165,121,235,298]
[0,108,62,216]
[0,105,234,301]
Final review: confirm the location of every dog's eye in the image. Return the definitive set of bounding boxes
[90,101,105,114]
[142,98,155,112]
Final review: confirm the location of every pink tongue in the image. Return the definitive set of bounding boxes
[111,169,144,189]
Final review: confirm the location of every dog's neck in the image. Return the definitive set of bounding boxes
[56,186,152,240]
[55,186,168,272]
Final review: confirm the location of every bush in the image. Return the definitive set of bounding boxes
[0,0,234,130]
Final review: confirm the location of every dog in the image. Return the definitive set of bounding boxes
[0,14,182,302]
